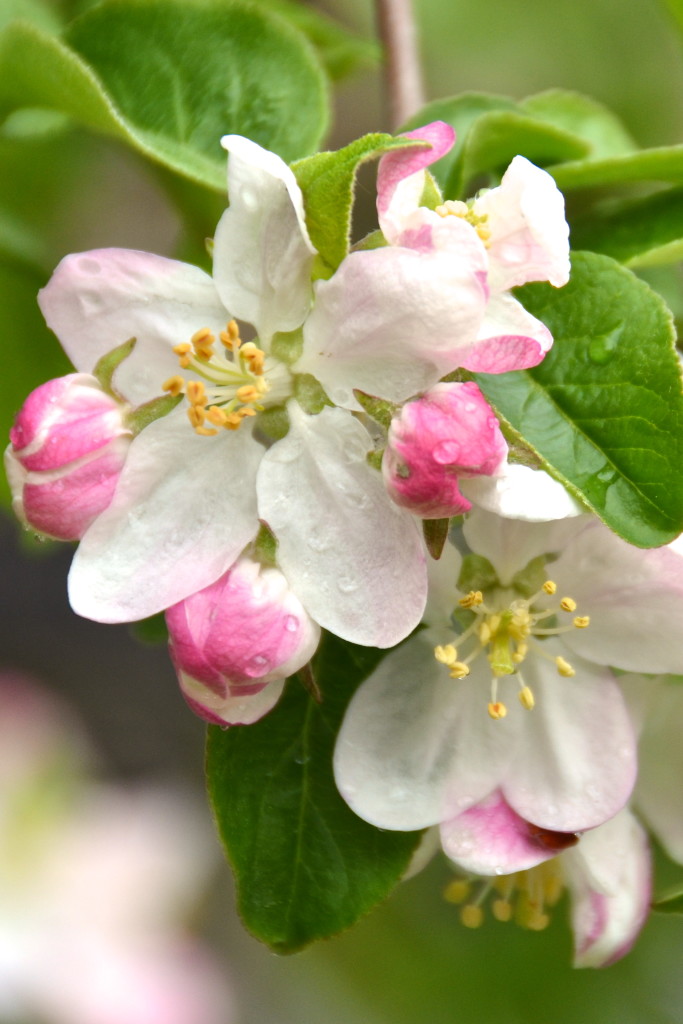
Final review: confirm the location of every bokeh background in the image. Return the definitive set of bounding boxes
[3,0,683,1020]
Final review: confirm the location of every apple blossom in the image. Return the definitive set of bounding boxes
[5,373,130,541]
[36,135,430,648]
[382,381,508,518]
[166,556,320,726]
[297,121,570,408]
[334,510,683,875]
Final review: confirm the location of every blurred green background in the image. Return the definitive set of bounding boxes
[3,0,683,1020]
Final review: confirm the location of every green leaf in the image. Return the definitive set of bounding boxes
[206,632,422,953]
[0,0,329,191]
[519,90,636,159]
[293,133,427,273]
[571,187,683,268]
[253,0,379,80]
[652,884,683,913]
[476,252,683,548]
[550,145,683,191]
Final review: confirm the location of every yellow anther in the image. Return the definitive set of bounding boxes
[443,879,470,904]
[187,406,206,428]
[190,327,215,359]
[518,686,535,710]
[555,656,575,678]
[162,375,185,396]
[434,644,458,666]
[560,597,577,613]
[527,911,550,932]
[436,199,468,218]
[512,641,528,664]
[224,412,243,430]
[544,875,564,906]
[236,384,260,403]
[239,407,257,418]
[478,622,492,644]
[186,381,207,406]
[476,225,491,244]
[460,904,484,929]
[194,425,218,437]
[206,406,229,426]
[492,899,512,922]
[173,342,192,368]
[542,580,557,595]
[573,616,590,629]
[459,590,483,608]
[488,701,508,720]
[220,319,242,350]
[449,662,471,679]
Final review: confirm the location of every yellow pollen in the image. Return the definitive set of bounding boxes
[186,380,207,406]
[574,616,590,628]
[449,662,471,679]
[518,686,535,710]
[478,621,492,644]
[555,656,575,678]
[488,701,507,720]
[436,199,468,218]
[542,580,557,595]
[236,384,260,403]
[527,911,550,932]
[239,407,257,418]
[194,425,218,437]
[220,320,242,350]
[190,327,216,359]
[173,342,192,369]
[492,899,513,922]
[512,641,528,663]
[206,406,229,426]
[162,375,184,396]
[434,644,458,666]
[187,406,205,428]
[476,225,491,242]
[459,590,483,608]
[460,904,484,929]
[560,597,577,612]
[443,879,470,904]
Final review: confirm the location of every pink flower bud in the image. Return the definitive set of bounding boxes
[165,558,321,726]
[382,381,508,518]
[5,374,130,540]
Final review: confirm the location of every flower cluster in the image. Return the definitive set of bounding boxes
[5,122,569,727]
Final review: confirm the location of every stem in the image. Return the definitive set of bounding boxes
[375,0,425,130]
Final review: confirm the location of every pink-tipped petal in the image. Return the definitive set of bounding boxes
[179,672,286,726]
[460,293,553,372]
[377,121,455,243]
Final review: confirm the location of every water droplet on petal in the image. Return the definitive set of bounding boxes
[284,614,299,632]
[337,575,358,594]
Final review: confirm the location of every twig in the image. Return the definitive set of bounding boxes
[375,0,425,129]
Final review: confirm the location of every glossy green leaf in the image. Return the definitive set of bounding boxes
[519,90,636,158]
[0,0,329,191]
[571,187,683,267]
[476,252,683,548]
[206,632,422,953]
[293,133,426,273]
[652,884,683,913]
[550,145,683,191]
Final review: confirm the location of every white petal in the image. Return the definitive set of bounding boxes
[632,680,683,862]
[213,135,316,340]
[551,522,683,673]
[38,249,228,405]
[424,540,462,631]
[68,409,262,622]
[334,633,510,830]
[258,403,427,647]
[462,506,588,585]
[501,643,637,832]
[565,809,651,968]
[460,463,585,523]
[296,245,487,408]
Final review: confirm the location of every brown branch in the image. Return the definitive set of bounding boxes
[375,0,425,130]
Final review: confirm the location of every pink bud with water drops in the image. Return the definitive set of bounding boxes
[165,557,321,726]
[382,381,508,519]
[5,373,131,541]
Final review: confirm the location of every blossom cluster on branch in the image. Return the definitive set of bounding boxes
[6,121,683,967]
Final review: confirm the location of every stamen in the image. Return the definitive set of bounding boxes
[443,879,470,904]
[542,580,557,595]
[162,375,184,396]
[173,342,192,369]
[191,327,216,359]
[492,898,513,922]
[434,644,458,666]
[187,406,205,428]
[560,597,577,613]
[518,685,535,710]
[459,590,483,609]
[460,904,484,928]
[186,380,207,406]
[220,320,242,350]
[573,616,590,628]
[555,656,575,678]
[488,701,507,720]
[449,662,471,679]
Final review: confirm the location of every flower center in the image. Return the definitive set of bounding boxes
[444,857,567,931]
[434,580,590,719]
[162,321,292,436]
[435,199,491,246]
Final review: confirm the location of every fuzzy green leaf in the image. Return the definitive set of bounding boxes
[206,632,422,953]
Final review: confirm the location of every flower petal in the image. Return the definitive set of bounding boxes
[462,507,588,585]
[460,463,585,523]
[376,121,455,244]
[631,679,683,863]
[68,409,262,622]
[441,791,560,874]
[551,522,683,673]
[459,292,553,372]
[257,403,427,646]
[179,671,285,726]
[296,246,487,408]
[501,643,637,832]
[566,810,651,968]
[38,250,228,405]
[474,155,570,292]
[213,135,316,341]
